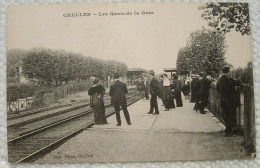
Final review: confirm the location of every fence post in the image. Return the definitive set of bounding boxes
[244,86,255,143]
[244,86,250,142]
[234,86,243,133]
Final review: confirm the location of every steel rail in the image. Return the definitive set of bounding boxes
[8,103,72,119]
[15,95,141,163]
[16,94,141,163]
[8,93,140,144]
[8,90,137,127]
[8,88,136,119]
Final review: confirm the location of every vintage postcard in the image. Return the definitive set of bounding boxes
[6,2,255,163]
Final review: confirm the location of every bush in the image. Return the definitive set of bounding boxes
[7,83,38,102]
[233,62,253,86]
[7,77,19,85]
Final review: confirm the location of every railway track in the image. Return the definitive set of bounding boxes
[8,95,110,128]
[7,90,138,140]
[8,88,137,120]
[7,103,72,119]
[8,93,141,163]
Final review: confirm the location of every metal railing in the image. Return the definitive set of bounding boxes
[208,84,255,148]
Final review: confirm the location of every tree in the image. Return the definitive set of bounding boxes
[22,48,55,85]
[21,47,129,86]
[176,47,192,74]
[7,49,27,78]
[233,61,253,86]
[199,2,250,35]
[177,28,227,75]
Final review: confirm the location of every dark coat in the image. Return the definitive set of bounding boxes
[149,77,160,95]
[199,77,212,97]
[191,78,200,101]
[191,78,199,92]
[216,75,240,108]
[109,80,128,106]
[88,85,105,96]
[88,85,105,107]
[171,79,182,91]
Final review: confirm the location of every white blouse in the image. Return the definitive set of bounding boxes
[163,78,171,87]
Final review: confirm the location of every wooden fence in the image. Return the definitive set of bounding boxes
[208,84,255,149]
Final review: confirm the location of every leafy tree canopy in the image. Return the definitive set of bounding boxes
[19,47,128,86]
[7,49,27,77]
[177,28,227,76]
[199,2,250,35]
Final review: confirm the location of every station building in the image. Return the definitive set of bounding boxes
[126,68,149,85]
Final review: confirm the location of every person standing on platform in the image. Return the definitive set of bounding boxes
[162,74,174,111]
[170,78,176,109]
[193,75,202,112]
[216,67,241,136]
[109,72,131,126]
[147,71,160,115]
[88,77,108,125]
[158,75,164,99]
[172,75,183,107]
[144,76,149,100]
[198,72,212,114]
[190,75,199,103]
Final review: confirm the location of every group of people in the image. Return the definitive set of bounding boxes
[190,72,212,114]
[88,73,131,126]
[87,71,185,126]
[147,72,184,114]
[134,72,185,114]
[190,67,241,137]
[88,67,241,137]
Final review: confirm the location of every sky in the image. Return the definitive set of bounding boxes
[7,2,252,74]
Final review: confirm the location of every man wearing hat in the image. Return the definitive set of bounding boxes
[148,70,160,114]
[109,72,131,126]
[216,66,241,136]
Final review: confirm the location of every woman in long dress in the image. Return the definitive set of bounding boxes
[88,77,108,125]
[162,74,175,111]
[172,75,183,107]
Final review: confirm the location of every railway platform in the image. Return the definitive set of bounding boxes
[36,98,245,163]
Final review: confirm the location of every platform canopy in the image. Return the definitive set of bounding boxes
[127,68,148,73]
[163,68,178,78]
[127,68,149,85]
[163,68,178,73]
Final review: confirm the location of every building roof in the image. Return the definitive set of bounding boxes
[127,68,148,73]
[163,68,178,72]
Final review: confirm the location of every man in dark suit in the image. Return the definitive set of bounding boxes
[217,67,241,136]
[109,72,131,126]
[147,70,160,115]
[190,75,199,103]
[198,72,212,114]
